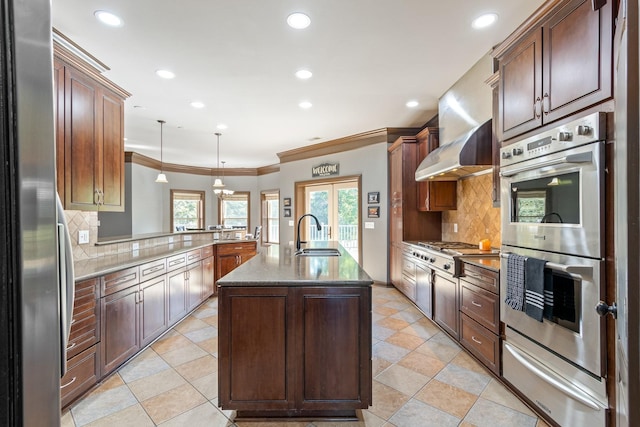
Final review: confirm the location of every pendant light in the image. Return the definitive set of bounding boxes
[212,132,234,197]
[155,119,168,183]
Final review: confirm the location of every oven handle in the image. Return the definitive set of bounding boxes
[499,252,592,279]
[504,342,606,411]
[500,152,593,177]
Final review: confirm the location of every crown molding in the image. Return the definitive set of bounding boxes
[277,127,420,164]
[126,152,260,176]
[53,28,132,99]
[257,164,280,175]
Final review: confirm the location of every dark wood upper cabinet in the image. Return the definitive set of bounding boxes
[498,0,612,141]
[416,128,457,212]
[54,47,130,212]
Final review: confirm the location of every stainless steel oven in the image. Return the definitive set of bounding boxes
[500,112,608,427]
[500,112,606,259]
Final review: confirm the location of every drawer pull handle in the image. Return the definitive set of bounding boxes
[170,259,185,266]
[471,336,483,345]
[66,342,77,351]
[61,377,77,389]
[234,247,243,250]
[111,273,136,284]
[471,301,482,308]
[70,318,76,325]
[145,265,163,274]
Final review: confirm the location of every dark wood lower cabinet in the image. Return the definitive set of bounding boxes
[203,255,215,297]
[60,345,100,408]
[101,285,139,376]
[140,275,168,347]
[219,285,372,418]
[187,261,203,312]
[433,272,459,340]
[167,267,188,326]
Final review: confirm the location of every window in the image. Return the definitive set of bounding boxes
[171,190,205,231]
[219,191,250,228]
[261,191,279,244]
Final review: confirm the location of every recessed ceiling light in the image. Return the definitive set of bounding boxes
[94,10,123,27]
[299,101,313,109]
[217,124,228,130]
[472,13,498,29]
[190,101,205,109]
[406,100,419,108]
[155,69,175,79]
[287,13,311,29]
[295,69,313,79]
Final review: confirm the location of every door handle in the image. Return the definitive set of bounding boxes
[542,93,550,114]
[534,97,542,118]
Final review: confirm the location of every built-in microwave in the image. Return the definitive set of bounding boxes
[500,112,606,260]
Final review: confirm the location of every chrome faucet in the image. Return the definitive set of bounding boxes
[295,213,322,252]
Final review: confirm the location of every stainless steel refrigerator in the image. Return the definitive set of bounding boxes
[0,0,75,426]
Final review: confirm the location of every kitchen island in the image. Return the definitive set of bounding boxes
[217,243,373,420]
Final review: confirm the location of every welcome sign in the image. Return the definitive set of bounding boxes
[312,162,339,178]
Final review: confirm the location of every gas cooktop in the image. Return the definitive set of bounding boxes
[416,241,498,256]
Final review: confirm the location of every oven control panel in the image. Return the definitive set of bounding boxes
[500,112,605,167]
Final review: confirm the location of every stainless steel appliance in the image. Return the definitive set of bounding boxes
[500,112,608,427]
[408,241,499,319]
[0,1,75,425]
[500,112,606,259]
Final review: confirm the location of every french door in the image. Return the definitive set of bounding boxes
[302,179,360,262]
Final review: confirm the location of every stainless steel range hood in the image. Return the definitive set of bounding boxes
[415,119,492,181]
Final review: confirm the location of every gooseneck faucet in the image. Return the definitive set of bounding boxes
[296,213,322,252]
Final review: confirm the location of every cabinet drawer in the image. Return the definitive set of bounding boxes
[460,314,499,375]
[460,282,499,334]
[216,242,256,256]
[167,253,187,271]
[202,245,214,258]
[187,248,202,264]
[460,263,498,294]
[402,256,416,280]
[61,344,100,409]
[140,258,167,281]
[101,266,139,296]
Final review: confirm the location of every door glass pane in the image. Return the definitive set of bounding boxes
[308,189,329,241]
[337,187,358,260]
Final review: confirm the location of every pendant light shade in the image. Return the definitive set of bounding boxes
[213,133,234,197]
[155,120,168,183]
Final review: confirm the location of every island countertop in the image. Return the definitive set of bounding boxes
[217,242,373,286]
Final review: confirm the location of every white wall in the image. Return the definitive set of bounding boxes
[128,140,390,283]
[277,141,389,283]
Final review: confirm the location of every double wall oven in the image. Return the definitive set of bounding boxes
[500,112,608,427]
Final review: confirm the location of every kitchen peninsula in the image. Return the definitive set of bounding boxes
[217,242,373,420]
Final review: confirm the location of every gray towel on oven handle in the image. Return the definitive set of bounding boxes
[524,257,547,322]
[505,254,526,311]
[543,269,554,320]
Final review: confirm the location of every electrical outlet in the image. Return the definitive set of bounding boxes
[365,222,375,229]
[183,235,192,241]
[288,241,294,246]
[132,242,139,251]
[288,220,294,227]
[453,223,458,233]
[78,230,90,244]
[168,236,174,243]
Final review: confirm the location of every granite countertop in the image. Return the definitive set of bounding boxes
[462,257,501,272]
[217,242,373,287]
[74,239,248,281]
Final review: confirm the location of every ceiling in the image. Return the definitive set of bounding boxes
[51,0,545,169]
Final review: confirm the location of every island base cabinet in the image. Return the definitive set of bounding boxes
[219,285,372,418]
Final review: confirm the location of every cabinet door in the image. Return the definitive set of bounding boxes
[218,286,292,410]
[98,87,125,211]
[140,275,168,347]
[187,261,203,312]
[167,269,187,326]
[54,59,66,201]
[542,0,612,123]
[416,130,457,211]
[388,146,403,245]
[433,273,459,340]
[295,286,372,410]
[64,66,99,210]
[203,256,215,298]
[500,29,543,140]
[101,285,139,375]
[389,243,403,288]
[217,254,239,282]
[415,263,433,319]
[61,345,99,409]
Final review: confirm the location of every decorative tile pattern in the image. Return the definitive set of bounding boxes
[442,173,501,246]
[62,285,548,427]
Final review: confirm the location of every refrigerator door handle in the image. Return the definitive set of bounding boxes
[57,194,75,377]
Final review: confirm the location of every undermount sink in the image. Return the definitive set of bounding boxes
[295,247,341,257]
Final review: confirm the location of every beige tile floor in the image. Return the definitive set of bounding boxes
[61,285,550,427]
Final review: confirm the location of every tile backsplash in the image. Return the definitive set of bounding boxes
[64,210,229,261]
[442,172,501,247]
